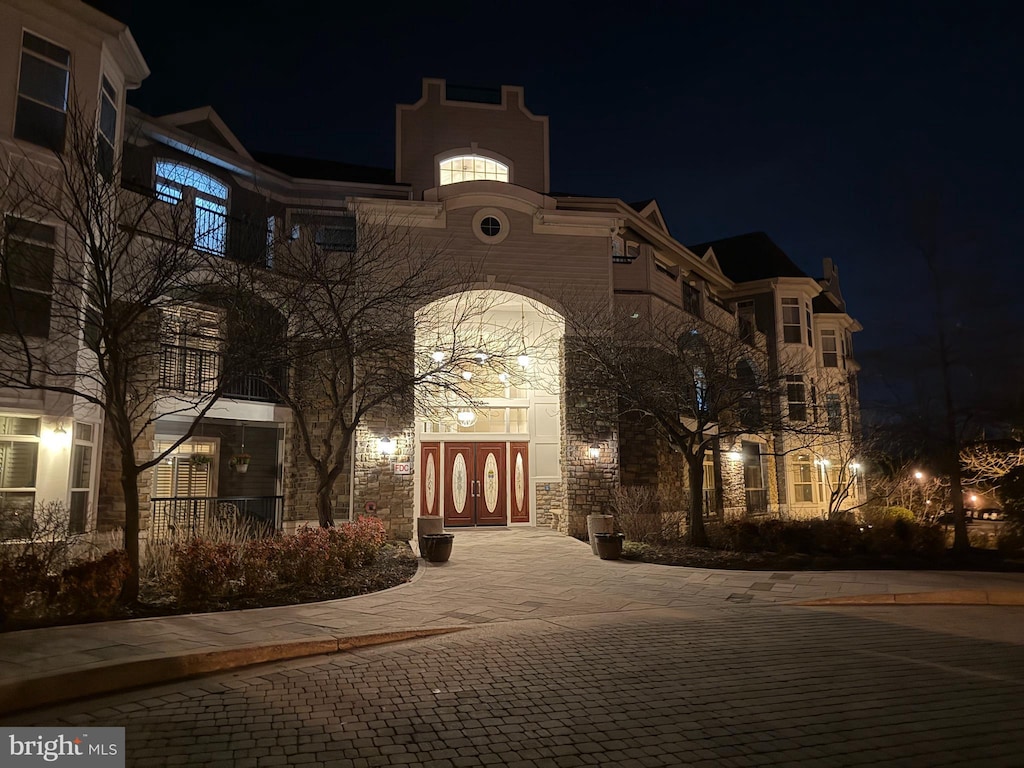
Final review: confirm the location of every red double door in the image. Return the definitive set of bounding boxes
[420,442,529,526]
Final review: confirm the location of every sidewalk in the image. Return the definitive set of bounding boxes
[3,527,1024,715]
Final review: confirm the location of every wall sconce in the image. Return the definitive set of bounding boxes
[726,450,742,462]
[55,421,67,435]
[461,370,473,381]
[378,436,396,457]
[588,443,601,460]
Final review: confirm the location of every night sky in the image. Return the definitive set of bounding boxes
[88,0,1024,416]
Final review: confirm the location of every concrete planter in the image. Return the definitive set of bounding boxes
[587,514,615,555]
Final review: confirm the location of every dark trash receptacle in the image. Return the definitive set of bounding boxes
[421,533,454,563]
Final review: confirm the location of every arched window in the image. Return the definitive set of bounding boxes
[155,161,229,255]
[439,155,509,186]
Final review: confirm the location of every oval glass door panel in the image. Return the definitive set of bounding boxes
[514,453,525,511]
[452,453,468,514]
[484,452,499,512]
[425,454,436,515]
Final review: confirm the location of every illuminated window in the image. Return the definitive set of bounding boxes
[793,454,815,503]
[68,423,96,534]
[439,155,509,185]
[155,161,229,255]
[14,32,70,152]
[0,416,40,539]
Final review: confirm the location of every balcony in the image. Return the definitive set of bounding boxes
[159,343,285,403]
[150,495,283,540]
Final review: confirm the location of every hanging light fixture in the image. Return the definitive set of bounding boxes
[431,350,445,363]
[461,370,473,381]
[517,301,530,368]
[457,408,477,428]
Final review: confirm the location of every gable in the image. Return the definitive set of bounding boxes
[156,107,252,161]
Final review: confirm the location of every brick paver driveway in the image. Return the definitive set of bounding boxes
[13,602,1024,767]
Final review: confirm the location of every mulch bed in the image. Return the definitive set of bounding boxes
[2,542,419,633]
[621,541,1024,572]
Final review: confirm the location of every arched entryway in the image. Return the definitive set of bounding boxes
[415,290,564,527]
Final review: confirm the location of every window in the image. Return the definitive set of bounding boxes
[793,454,815,503]
[826,394,843,432]
[787,375,807,422]
[694,366,708,413]
[805,301,813,346]
[96,76,118,181]
[439,155,509,185]
[737,300,756,344]
[479,216,502,238]
[14,32,70,152]
[153,440,216,499]
[682,282,702,317]
[781,298,802,343]
[68,423,95,534]
[155,161,229,255]
[1,217,55,338]
[159,306,221,394]
[821,328,839,367]
[0,416,40,539]
[315,216,357,252]
[742,441,768,514]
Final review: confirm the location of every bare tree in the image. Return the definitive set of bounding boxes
[0,104,247,601]
[555,294,824,547]
[239,207,526,527]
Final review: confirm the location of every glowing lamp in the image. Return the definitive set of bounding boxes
[378,437,396,457]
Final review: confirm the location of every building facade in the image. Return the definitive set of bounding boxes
[0,0,863,544]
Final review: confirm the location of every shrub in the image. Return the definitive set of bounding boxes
[0,553,60,624]
[58,550,130,615]
[863,506,915,526]
[170,539,238,606]
[997,523,1024,557]
[339,516,387,568]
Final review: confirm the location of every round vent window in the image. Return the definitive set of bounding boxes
[480,216,502,238]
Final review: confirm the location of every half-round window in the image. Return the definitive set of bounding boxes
[439,155,509,186]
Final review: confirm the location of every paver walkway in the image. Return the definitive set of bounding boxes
[2,528,1024,711]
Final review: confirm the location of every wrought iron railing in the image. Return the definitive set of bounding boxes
[158,343,285,402]
[150,495,283,540]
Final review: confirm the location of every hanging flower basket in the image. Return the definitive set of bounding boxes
[189,454,212,467]
[230,453,251,474]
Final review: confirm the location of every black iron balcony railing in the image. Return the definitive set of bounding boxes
[745,489,770,516]
[150,495,283,540]
[158,343,285,403]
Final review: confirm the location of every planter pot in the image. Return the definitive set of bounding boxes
[234,463,249,474]
[587,514,615,556]
[421,533,454,563]
[594,532,625,561]
[417,515,444,555]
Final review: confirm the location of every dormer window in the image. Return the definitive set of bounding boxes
[155,161,229,256]
[439,155,509,185]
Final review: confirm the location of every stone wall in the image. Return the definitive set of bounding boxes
[352,421,415,541]
[560,341,619,538]
[535,481,562,528]
[96,421,155,533]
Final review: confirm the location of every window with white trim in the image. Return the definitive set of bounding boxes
[439,155,509,185]
[159,305,221,395]
[826,394,843,432]
[781,298,802,343]
[793,453,815,502]
[68,423,95,534]
[96,76,118,181]
[155,161,229,255]
[1,217,55,338]
[821,328,839,367]
[787,375,807,422]
[0,416,40,539]
[15,32,70,152]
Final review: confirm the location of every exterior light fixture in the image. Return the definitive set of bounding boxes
[475,351,489,363]
[378,436,396,457]
[727,450,742,462]
[588,443,601,460]
[630,311,640,319]
[457,409,477,428]
[517,353,530,368]
[54,421,67,435]
[498,372,509,383]
[431,350,445,363]
[970,495,978,503]
[914,471,924,480]
[461,370,473,381]
[850,462,861,471]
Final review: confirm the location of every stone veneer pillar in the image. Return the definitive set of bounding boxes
[352,421,415,541]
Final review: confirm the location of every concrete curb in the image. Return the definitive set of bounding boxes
[793,590,1024,607]
[0,626,466,717]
